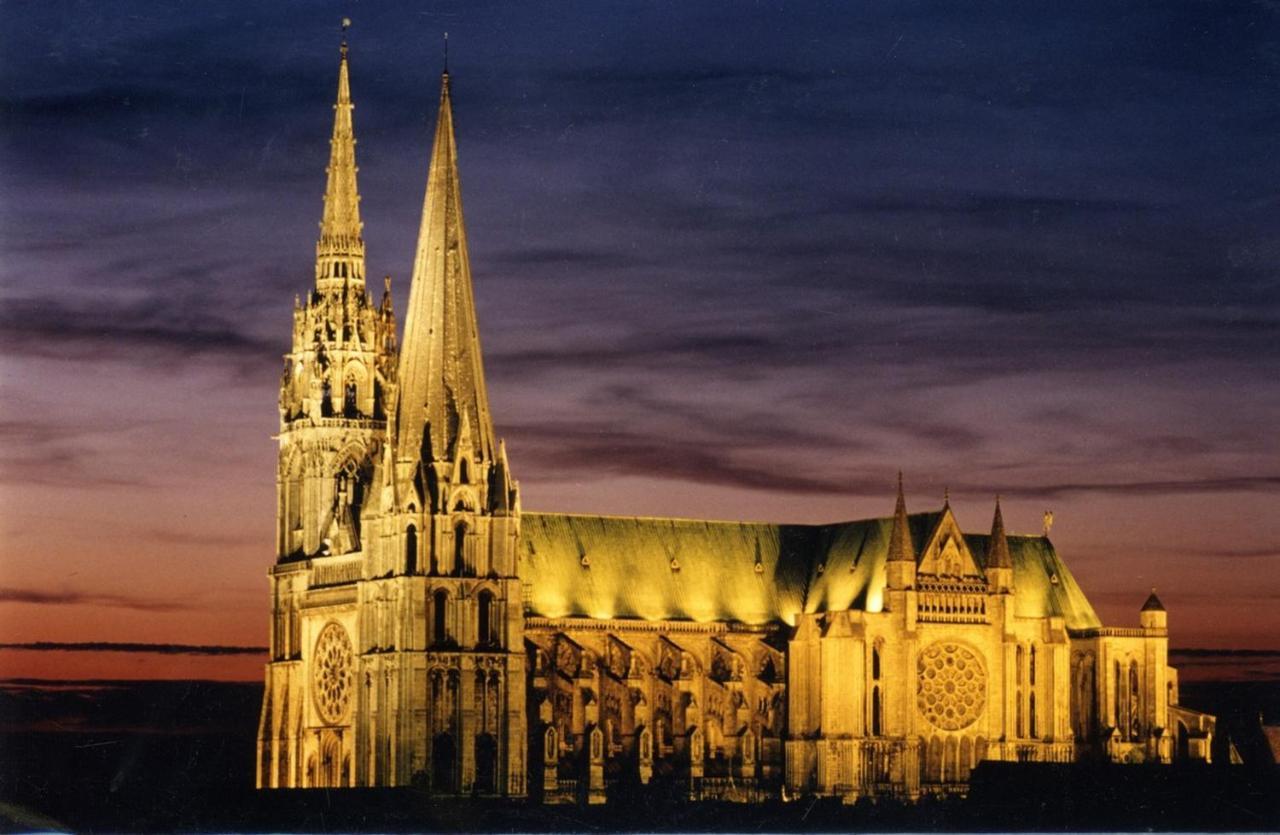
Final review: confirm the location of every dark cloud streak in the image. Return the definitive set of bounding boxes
[0,589,189,613]
[0,641,265,656]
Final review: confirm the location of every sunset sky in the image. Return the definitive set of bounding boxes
[2,2,1278,680]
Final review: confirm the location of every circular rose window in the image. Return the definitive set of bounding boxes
[312,622,353,724]
[916,642,986,731]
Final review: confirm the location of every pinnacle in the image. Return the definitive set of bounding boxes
[886,474,914,563]
[988,495,1013,570]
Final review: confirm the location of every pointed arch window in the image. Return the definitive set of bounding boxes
[405,525,418,574]
[477,590,495,647]
[1016,645,1026,738]
[1029,692,1038,739]
[871,685,882,737]
[1128,660,1141,740]
[433,590,449,645]
[343,377,358,417]
[284,457,303,553]
[454,521,468,577]
[872,646,882,681]
[321,379,333,417]
[1114,660,1122,731]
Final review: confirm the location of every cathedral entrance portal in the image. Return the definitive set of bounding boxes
[475,733,498,794]
[432,733,457,793]
[320,731,342,787]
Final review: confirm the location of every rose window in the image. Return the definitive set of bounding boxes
[916,642,986,730]
[312,622,354,723]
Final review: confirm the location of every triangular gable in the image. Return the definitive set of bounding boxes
[820,610,856,638]
[791,613,821,642]
[917,507,985,579]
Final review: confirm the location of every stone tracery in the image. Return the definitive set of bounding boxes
[313,622,354,724]
[916,642,986,731]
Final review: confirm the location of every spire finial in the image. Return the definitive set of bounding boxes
[340,17,351,57]
[444,31,449,74]
[316,23,364,285]
[944,485,950,508]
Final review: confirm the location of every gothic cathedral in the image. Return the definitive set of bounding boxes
[256,45,1216,802]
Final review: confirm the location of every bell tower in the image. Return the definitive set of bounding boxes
[259,38,398,790]
[275,40,398,562]
[357,69,526,795]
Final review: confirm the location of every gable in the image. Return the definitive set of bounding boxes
[917,508,984,579]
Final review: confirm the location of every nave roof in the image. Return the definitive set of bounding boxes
[519,510,1101,630]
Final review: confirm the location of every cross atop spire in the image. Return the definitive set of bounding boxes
[316,35,365,289]
[395,70,496,469]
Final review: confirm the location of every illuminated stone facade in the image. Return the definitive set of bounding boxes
[255,47,1215,801]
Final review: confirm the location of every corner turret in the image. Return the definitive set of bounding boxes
[885,473,916,590]
[1140,588,1167,631]
[986,496,1013,593]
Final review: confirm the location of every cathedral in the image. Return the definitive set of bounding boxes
[255,45,1217,802]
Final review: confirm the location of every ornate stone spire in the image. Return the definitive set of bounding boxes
[395,71,496,467]
[886,472,915,563]
[987,496,1013,570]
[316,40,365,290]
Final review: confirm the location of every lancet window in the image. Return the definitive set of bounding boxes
[433,590,450,645]
[478,590,495,647]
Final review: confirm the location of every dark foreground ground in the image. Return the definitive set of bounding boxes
[0,678,1276,833]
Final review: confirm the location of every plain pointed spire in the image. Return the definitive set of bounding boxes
[395,70,496,467]
[887,472,915,563]
[988,496,1013,570]
[316,38,365,285]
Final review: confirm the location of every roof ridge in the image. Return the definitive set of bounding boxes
[521,507,966,530]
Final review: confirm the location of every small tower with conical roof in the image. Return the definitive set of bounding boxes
[986,496,1014,594]
[885,473,916,591]
[1140,588,1167,631]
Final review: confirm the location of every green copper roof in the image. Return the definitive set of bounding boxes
[519,513,813,626]
[520,509,1101,630]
